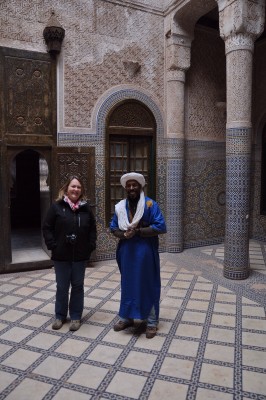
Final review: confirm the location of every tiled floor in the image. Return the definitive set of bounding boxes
[0,240,266,399]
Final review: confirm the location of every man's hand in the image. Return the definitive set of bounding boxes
[124,228,136,239]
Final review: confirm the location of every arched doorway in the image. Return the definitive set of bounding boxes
[10,149,50,263]
[106,100,156,223]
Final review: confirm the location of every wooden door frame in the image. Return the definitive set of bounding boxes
[105,100,156,225]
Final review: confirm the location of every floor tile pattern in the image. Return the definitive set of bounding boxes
[0,241,266,399]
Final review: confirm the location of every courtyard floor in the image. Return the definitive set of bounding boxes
[0,241,266,400]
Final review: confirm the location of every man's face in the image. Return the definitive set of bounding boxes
[125,179,141,200]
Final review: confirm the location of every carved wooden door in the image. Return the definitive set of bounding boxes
[52,147,96,210]
[0,47,56,272]
[0,47,56,142]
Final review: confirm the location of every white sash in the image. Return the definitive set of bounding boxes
[115,191,145,230]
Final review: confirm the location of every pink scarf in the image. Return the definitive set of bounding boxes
[64,196,81,211]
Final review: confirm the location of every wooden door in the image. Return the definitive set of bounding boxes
[52,147,96,211]
[106,100,156,222]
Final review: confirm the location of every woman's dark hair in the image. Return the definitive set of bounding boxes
[56,175,87,201]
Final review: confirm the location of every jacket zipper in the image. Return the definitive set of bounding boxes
[72,212,77,261]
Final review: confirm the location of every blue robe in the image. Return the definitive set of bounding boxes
[110,197,167,321]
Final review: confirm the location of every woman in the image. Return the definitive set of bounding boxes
[43,176,97,331]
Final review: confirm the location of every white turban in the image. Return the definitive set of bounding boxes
[120,172,146,188]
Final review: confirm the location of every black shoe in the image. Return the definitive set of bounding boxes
[133,321,147,335]
[113,319,134,331]
[146,326,157,339]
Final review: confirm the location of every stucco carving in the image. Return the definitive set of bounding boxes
[165,32,192,138]
[226,48,253,125]
[218,2,264,127]
[166,34,192,72]
[225,33,254,54]
[187,27,226,141]
[166,69,186,83]
[62,3,164,129]
[218,0,265,41]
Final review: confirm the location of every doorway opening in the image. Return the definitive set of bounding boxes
[10,149,50,263]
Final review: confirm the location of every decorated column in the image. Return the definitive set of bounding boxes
[217,0,265,279]
[165,33,192,252]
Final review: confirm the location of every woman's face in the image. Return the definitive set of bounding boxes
[66,178,82,203]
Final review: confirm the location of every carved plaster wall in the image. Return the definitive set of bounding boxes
[254,40,266,138]
[0,1,164,135]
[186,26,226,142]
[60,1,164,132]
[250,39,266,239]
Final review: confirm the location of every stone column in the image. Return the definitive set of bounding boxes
[217,0,265,279]
[165,33,192,252]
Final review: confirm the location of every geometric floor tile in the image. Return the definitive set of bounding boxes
[0,242,265,399]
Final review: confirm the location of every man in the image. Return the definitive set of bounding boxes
[110,172,167,338]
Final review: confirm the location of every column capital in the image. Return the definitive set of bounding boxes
[224,32,254,54]
[217,0,265,46]
[166,32,193,48]
[166,33,192,77]
[166,69,186,83]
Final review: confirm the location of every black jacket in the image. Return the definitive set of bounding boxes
[42,199,97,261]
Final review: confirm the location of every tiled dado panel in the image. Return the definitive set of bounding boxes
[184,141,226,247]
[157,138,185,253]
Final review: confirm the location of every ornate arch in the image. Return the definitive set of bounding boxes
[93,87,166,258]
[95,87,164,139]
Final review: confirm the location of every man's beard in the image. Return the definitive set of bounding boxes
[127,193,140,205]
